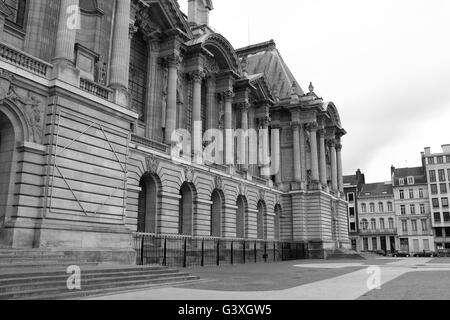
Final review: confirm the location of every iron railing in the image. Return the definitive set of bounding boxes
[133,233,308,268]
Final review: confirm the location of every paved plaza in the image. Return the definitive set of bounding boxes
[86,257,450,300]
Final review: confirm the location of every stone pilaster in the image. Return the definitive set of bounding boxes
[109,0,131,107]
[223,90,234,165]
[308,122,320,183]
[240,102,249,171]
[146,41,160,139]
[336,141,344,193]
[272,124,282,185]
[329,139,338,191]
[206,77,216,130]
[165,54,181,145]
[248,108,258,175]
[292,122,302,183]
[318,128,327,188]
[191,70,205,164]
[52,0,80,85]
[260,116,270,177]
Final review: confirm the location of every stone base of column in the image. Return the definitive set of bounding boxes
[112,87,130,108]
[51,61,80,87]
[309,180,322,191]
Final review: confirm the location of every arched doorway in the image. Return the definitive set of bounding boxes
[179,182,195,235]
[210,189,223,237]
[0,111,15,227]
[137,173,160,233]
[274,204,282,241]
[257,200,266,240]
[236,195,247,238]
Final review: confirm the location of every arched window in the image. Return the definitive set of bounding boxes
[361,219,368,230]
[210,190,223,237]
[137,174,160,233]
[179,183,194,235]
[388,218,394,229]
[129,30,148,122]
[371,219,377,230]
[387,202,393,212]
[378,202,384,213]
[257,201,266,240]
[379,218,385,230]
[236,196,247,238]
[361,203,367,213]
[370,203,375,213]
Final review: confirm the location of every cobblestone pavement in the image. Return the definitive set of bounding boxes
[87,257,450,300]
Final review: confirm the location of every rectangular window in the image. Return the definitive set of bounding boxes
[361,203,366,213]
[4,0,27,28]
[388,202,393,212]
[421,219,428,232]
[399,178,405,186]
[431,184,438,195]
[380,219,385,229]
[400,205,406,215]
[401,220,408,232]
[428,157,435,165]
[420,204,426,214]
[388,219,394,229]
[410,204,416,215]
[444,212,450,222]
[412,220,417,232]
[433,198,440,208]
[446,155,450,163]
[439,169,446,182]
[442,198,449,208]
[419,188,424,198]
[429,170,436,182]
[372,238,377,251]
[434,212,441,223]
[350,222,356,232]
[441,183,448,194]
[436,228,443,237]
[399,190,405,199]
[407,177,414,185]
[437,156,444,164]
[409,189,414,199]
[347,193,354,202]
[349,207,355,217]
[378,203,384,212]
[370,203,375,213]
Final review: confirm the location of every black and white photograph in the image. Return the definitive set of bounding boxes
[0,0,450,308]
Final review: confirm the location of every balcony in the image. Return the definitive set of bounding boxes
[359,228,398,236]
[0,41,51,77]
[80,78,112,100]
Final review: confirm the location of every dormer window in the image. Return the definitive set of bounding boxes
[407,176,414,185]
[399,178,405,186]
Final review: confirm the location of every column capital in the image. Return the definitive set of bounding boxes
[318,128,326,138]
[238,100,251,112]
[290,121,301,129]
[222,89,235,102]
[336,143,343,151]
[306,121,319,132]
[327,139,337,148]
[129,21,139,39]
[165,54,182,69]
[190,70,206,83]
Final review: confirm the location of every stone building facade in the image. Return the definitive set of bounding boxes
[0,0,349,260]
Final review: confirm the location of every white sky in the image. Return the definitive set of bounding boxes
[180,0,450,183]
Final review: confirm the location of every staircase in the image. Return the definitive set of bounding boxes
[0,249,201,300]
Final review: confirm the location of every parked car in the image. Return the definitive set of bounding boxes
[375,250,387,256]
[413,251,436,257]
[392,250,410,257]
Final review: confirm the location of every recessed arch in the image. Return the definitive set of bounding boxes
[323,102,342,129]
[257,200,267,240]
[137,172,162,233]
[179,182,197,235]
[236,195,248,239]
[210,189,225,237]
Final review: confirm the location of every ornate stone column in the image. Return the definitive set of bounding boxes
[191,70,205,164]
[272,124,282,185]
[260,116,270,177]
[319,128,327,187]
[146,40,160,139]
[336,140,344,193]
[329,139,338,191]
[109,0,131,106]
[248,108,258,175]
[299,124,307,187]
[53,0,79,65]
[240,102,249,171]
[223,90,234,165]
[206,77,216,130]
[308,122,320,182]
[292,122,302,183]
[164,55,180,145]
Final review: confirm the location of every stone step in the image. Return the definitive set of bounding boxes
[0,261,100,269]
[0,268,180,285]
[1,275,201,300]
[0,265,166,279]
[0,271,192,294]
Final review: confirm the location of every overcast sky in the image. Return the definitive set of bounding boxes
[180,0,450,183]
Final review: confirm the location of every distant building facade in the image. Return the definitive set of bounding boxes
[423,145,450,250]
[391,166,433,253]
[343,169,365,251]
[357,183,397,252]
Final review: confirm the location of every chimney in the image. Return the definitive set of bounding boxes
[424,147,431,156]
[188,0,213,27]
[421,152,426,168]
